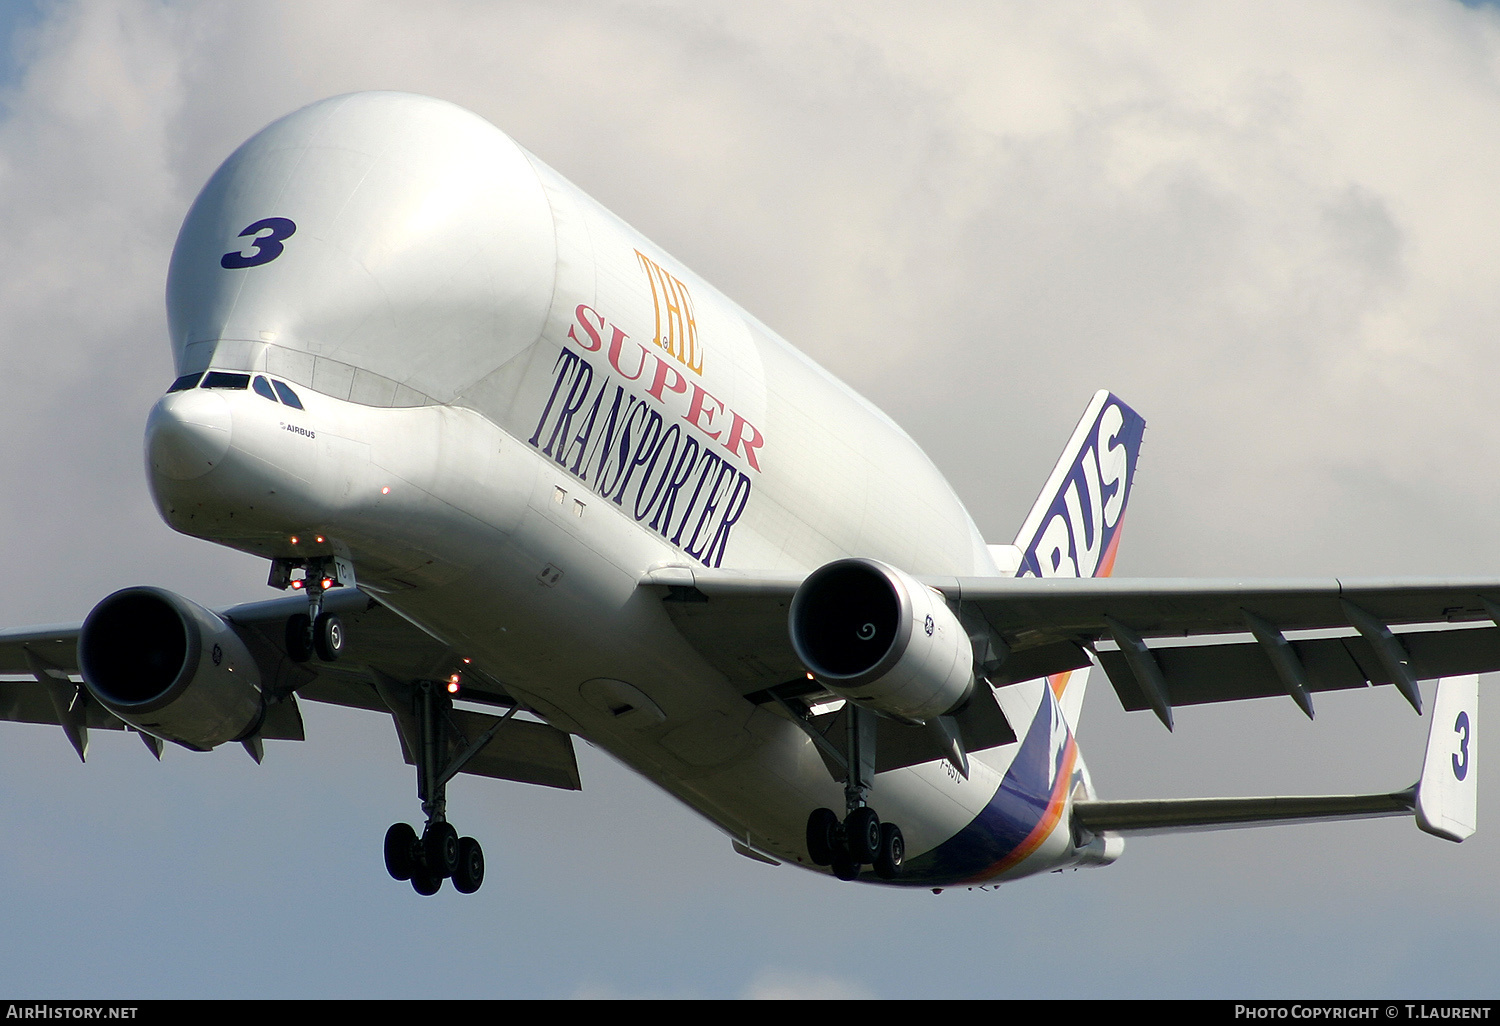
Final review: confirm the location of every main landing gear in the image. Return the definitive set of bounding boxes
[806,805,905,881]
[381,679,488,896]
[800,702,905,881]
[270,554,488,896]
[383,820,485,895]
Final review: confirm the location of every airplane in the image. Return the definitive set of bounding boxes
[0,90,1482,895]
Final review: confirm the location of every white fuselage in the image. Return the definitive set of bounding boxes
[147,91,1103,886]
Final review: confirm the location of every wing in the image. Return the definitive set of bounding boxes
[644,567,1500,728]
[0,588,579,789]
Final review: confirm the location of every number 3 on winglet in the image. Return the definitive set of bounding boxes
[220,217,297,269]
[1416,675,1478,842]
[1454,710,1471,781]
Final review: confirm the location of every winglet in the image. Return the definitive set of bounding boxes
[1416,675,1478,842]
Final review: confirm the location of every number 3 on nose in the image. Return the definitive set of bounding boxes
[221,217,297,269]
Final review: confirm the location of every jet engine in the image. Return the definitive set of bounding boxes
[789,558,975,723]
[79,587,265,751]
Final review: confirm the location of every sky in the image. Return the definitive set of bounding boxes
[1,0,1498,1000]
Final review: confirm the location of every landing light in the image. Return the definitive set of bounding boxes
[321,578,335,590]
[447,674,461,694]
[315,535,325,544]
[807,698,847,717]
[290,536,299,545]
[381,486,390,495]
[290,580,304,590]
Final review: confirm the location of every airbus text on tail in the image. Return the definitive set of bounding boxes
[1014,390,1146,581]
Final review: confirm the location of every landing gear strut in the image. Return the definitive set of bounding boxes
[380,679,491,896]
[801,702,905,881]
[270,555,347,664]
[270,554,490,896]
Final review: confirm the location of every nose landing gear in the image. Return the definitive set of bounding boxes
[270,555,348,663]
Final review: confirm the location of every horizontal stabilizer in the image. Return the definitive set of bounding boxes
[1074,789,1415,836]
[1075,676,1479,841]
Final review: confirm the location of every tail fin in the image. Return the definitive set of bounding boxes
[1005,391,1147,728]
[1013,390,1147,581]
[1416,675,1478,842]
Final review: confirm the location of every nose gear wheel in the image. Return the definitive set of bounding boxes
[271,556,348,664]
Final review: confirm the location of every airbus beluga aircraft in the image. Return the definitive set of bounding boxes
[0,92,1482,895]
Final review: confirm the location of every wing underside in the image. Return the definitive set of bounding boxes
[0,589,579,789]
[647,569,1500,725]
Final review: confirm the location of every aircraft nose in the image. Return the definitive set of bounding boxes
[145,389,232,481]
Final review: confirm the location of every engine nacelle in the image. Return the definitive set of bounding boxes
[789,558,975,723]
[79,587,265,751]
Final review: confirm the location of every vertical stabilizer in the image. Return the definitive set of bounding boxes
[1011,391,1147,728]
[1013,390,1146,581]
[1416,675,1478,842]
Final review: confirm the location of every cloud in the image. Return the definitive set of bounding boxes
[563,967,875,1000]
[741,968,878,1000]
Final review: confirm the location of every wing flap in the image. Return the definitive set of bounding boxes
[794,691,1017,777]
[390,705,581,790]
[984,639,1093,686]
[1097,625,1500,710]
[0,680,125,730]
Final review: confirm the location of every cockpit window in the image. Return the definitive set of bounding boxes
[252,375,277,402]
[272,380,304,410]
[172,369,308,407]
[201,371,251,390]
